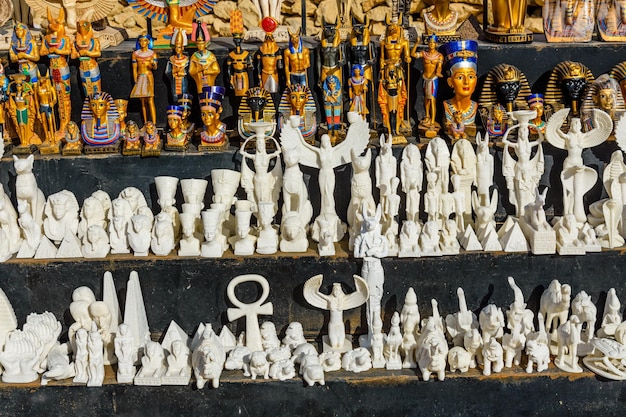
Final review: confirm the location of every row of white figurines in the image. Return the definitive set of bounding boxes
[1,270,625,388]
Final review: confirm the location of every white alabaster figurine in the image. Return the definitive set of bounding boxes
[504,277,534,366]
[555,315,583,373]
[281,113,369,243]
[555,214,585,255]
[119,187,149,218]
[525,312,550,373]
[201,209,227,257]
[281,145,313,226]
[227,274,274,353]
[41,343,75,385]
[419,221,442,256]
[245,351,270,380]
[256,202,278,255]
[315,216,337,256]
[445,287,479,347]
[300,354,325,386]
[479,304,505,345]
[519,187,556,255]
[400,288,421,336]
[450,138,476,224]
[78,196,107,241]
[440,219,460,255]
[482,338,504,376]
[260,321,281,352]
[450,175,466,232]
[381,177,401,255]
[115,323,136,383]
[180,178,208,209]
[163,340,191,385]
[398,220,421,257]
[14,155,45,228]
[348,148,376,250]
[123,271,152,366]
[342,347,373,373]
[318,351,342,372]
[151,212,176,256]
[546,108,612,223]
[303,274,369,352]
[448,346,471,373]
[539,279,572,341]
[472,189,498,241]
[108,198,133,255]
[192,324,226,389]
[128,214,152,256]
[354,204,388,348]
[416,300,448,381]
[269,359,296,380]
[178,212,201,256]
[370,316,387,368]
[181,203,203,241]
[502,110,544,218]
[135,341,166,385]
[88,301,117,366]
[225,333,250,371]
[240,122,282,216]
[17,202,41,257]
[87,322,105,387]
[424,173,439,223]
[73,328,89,383]
[424,136,450,195]
[211,169,241,236]
[571,290,597,345]
[279,212,309,252]
[385,311,403,370]
[400,144,423,223]
[82,225,110,258]
[0,185,22,255]
[155,176,181,239]
[598,288,622,338]
[229,208,256,256]
[475,133,494,206]
[43,190,79,245]
[282,322,307,352]
[376,133,398,216]
[68,286,96,351]
[463,328,483,369]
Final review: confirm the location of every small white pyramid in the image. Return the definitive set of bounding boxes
[56,231,82,258]
[459,225,483,251]
[161,321,189,352]
[34,236,58,259]
[218,326,237,352]
[500,222,530,252]
[497,217,516,240]
[124,271,151,365]
[481,229,503,252]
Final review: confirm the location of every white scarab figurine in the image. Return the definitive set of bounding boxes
[318,351,342,372]
[342,347,372,373]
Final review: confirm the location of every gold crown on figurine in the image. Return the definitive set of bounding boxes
[246,86,271,100]
[564,63,584,79]
[498,65,520,82]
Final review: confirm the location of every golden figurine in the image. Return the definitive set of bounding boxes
[9,22,40,84]
[39,8,72,133]
[189,22,219,95]
[597,0,626,41]
[227,9,252,99]
[166,29,190,102]
[131,33,158,124]
[35,70,60,154]
[543,0,595,42]
[80,91,121,153]
[319,17,344,87]
[178,93,194,134]
[412,35,444,139]
[378,14,411,142]
[348,65,369,121]
[527,94,546,136]
[581,74,625,134]
[165,105,190,151]
[7,74,41,152]
[198,86,227,151]
[348,16,376,124]
[72,21,102,97]
[441,40,479,140]
[141,121,162,157]
[115,99,129,134]
[62,121,82,155]
[544,61,594,118]
[278,84,317,143]
[238,87,277,141]
[256,21,283,95]
[422,0,459,38]
[486,0,533,42]
[122,120,142,156]
[284,27,310,87]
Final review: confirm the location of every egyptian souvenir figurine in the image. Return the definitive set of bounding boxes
[7,75,41,151]
[442,40,478,139]
[141,121,162,156]
[319,17,345,88]
[527,94,546,136]
[238,87,277,141]
[412,35,444,139]
[284,27,310,87]
[348,17,376,123]
[544,0,595,42]
[198,86,227,151]
[256,19,283,96]
[598,0,626,40]
[62,121,82,155]
[227,10,252,99]
[322,75,342,139]
[0,64,7,143]
[190,22,220,95]
[422,0,460,38]
[115,99,128,134]
[165,105,190,151]
[122,121,142,156]
[544,61,594,117]
[581,74,625,133]
[379,14,411,142]
[348,64,369,121]
[486,0,533,43]
[131,33,158,124]
[178,93,194,134]
[35,71,59,154]
[80,92,121,153]
[72,21,102,97]
[278,84,317,143]
[9,22,39,84]
[166,29,190,103]
[609,62,626,105]
[39,8,72,133]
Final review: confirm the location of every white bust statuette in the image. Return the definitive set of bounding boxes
[119,187,149,217]
[256,202,278,255]
[279,212,309,253]
[201,209,227,258]
[135,341,166,385]
[229,209,256,256]
[82,225,110,258]
[14,155,45,228]
[400,144,423,223]
[43,190,79,245]
[127,214,152,256]
[226,274,274,353]
[192,324,226,389]
[180,178,208,209]
[555,315,583,373]
[539,279,572,342]
[398,220,421,258]
[151,212,175,256]
[303,274,369,352]
[87,322,105,387]
[178,212,201,256]
[78,196,107,241]
[115,323,136,383]
[109,198,132,255]
[502,110,544,218]
[546,108,612,223]
[155,176,180,239]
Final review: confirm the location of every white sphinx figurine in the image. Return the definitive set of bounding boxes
[280,112,370,243]
[14,155,45,228]
[114,323,136,383]
[201,209,228,258]
[240,121,282,216]
[554,214,586,255]
[135,341,166,385]
[280,212,309,252]
[151,212,176,256]
[303,274,369,352]
[419,220,442,256]
[400,144,423,223]
[546,108,612,223]
[424,137,450,195]
[398,220,421,258]
[178,212,201,256]
[155,176,181,239]
[502,110,545,218]
[81,225,110,258]
[128,214,152,256]
[43,190,80,245]
[109,198,133,255]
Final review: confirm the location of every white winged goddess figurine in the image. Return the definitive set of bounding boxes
[303,274,369,352]
[502,110,545,218]
[280,112,370,242]
[546,108,612,223]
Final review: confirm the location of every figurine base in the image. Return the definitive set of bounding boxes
[390,135,408,145]
[161,373,191,386]
[198,142,228,152]
[484,30,533,44]
[122,146,142,156]
[62,145,83,156]
[556,242,586,256]
[418,123,440,140]
[84,142,121,154]
[116,372,136,384]
[519,221,556,255]
[12,144,38,155]
[2,372,39,383]
[554,357,583,373]
[322,335,352,353]
[422,33,460,44]
[164,143,190,152]
[141,144,162,157]
[39,142,61,155]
